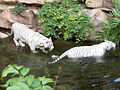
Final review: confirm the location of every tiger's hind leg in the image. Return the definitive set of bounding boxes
[95,57,104,63]
[19,40,25,47]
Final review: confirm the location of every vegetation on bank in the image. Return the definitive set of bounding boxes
[0,64,54,90]
[37,0,120,43]
[38,0,96,42]
[102,0,120,44]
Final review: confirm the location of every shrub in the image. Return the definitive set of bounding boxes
[12,3,28,15]
[0,64,54,90]
[38,1,95,42]
[102,0,120,44]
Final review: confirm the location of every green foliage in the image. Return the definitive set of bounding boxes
[102,0,120,43]
[0,64,54,90]
[12,3,28,15]
[38,1,94,42]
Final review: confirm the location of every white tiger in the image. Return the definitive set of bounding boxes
[48,41,116,64]
[11,22,54,53]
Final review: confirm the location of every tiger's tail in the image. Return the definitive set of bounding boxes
[48,51,68,64]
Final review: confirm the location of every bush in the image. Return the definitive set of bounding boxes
[102,0,120,44]
[38,1,95,42]
[0,64,54,90]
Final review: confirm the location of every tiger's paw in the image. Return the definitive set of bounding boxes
[32,50,38,54]
[52,55,58,59]
[20,43,25,47]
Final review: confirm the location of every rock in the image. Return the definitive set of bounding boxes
[85,0,103,8]
[85,0,113,11]
[0,17,11,29]
[0,0,55,5]
[0,7,38,29]
[78,9,108,40]
[0,32,9,38]
[102,0,113,9]
[79,9,108,32]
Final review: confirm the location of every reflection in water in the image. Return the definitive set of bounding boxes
[0,38,120,90]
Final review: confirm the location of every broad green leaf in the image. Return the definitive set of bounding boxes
[1,77,25,87]
[39,77,54,85]
[42,85,54,90]
[1,65,19,78]
[20,67,30,76]
[31,78,41,88]
[13,82,29,90]
[32,85,42,90]
[25,75,35,86]
[13,64,23,70]
[6,86,21,90]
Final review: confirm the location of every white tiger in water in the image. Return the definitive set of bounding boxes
[48,41,116,64]
[11,22,54,53]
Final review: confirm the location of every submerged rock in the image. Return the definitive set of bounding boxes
[114,78,120,82]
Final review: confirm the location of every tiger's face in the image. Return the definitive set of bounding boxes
[38,37,54,53]
[104,41,116,50]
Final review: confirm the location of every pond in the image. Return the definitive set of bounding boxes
[0,37,120,90]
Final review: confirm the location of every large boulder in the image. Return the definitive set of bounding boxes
[0,0,55,5]
[0,7,38,29]
[78,8,108,40]
[85,0,113,11]
[79,8,108,32]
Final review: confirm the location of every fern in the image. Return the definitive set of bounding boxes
[102,0,120,44]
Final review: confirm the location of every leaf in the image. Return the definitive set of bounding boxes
[1,65,19,78]
[12,82,29,90]
[32,85,42,90]
[20,67,30,76]
[39,76,54,85]
[13,65,23,70]
[31,78,41,88]
[25,75,35,86]
[42,85,54,90]
[1,77,25,87]
[6,86,21,90]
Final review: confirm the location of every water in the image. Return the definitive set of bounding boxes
[0,37,120,90]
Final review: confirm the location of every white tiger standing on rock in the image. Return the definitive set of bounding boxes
[11,22,54,53]
[49,41,116,64]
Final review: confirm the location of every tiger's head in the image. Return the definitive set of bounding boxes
[38,37,54,53]
[103,41,116,50]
